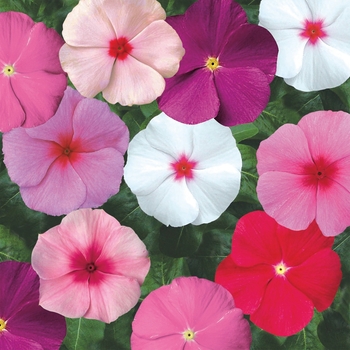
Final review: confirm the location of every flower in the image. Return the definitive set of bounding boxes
[131,276,251,349]
[31,208,150,323]
[0,11,67,132]
[0,261,66,349]
[59,0,184,106]
[123,113,242,227]
[157,0,278,126]
[215,211,342,337]
[259,0,350,91]
[256,110,350,237]
[3,87,129,216]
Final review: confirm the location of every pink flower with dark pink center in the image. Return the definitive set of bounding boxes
[2,87,129,216]
[131,277,252,349]
[215,211,342,336]
[59,0,184,106]
[259,0,350,91]
[124,113,242,227]
[31,208,150,323]
[256,110,350,237]
[0,11,67,132]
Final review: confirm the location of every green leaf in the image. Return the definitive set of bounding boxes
[0,225,31,262]
[62,318,105,350]
[250,323,283,350]
[333,229,350,275]
[283,90,324,116]
[140,100,160,119]
[331,78,350,111]
[231,123,259,143]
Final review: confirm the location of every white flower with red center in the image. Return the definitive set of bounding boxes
[124,113,242,227]
[259,0,350,91]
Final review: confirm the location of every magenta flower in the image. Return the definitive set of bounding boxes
[157,0,278,126]
[0,261,66,349]
[257,110,350,236]
[31,208,150,323]
[131,277,251,349]
[0,11,67,132]
[59,0,184,106]
[3,87,129,216]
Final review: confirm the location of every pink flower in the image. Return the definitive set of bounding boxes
[31,208,150,323]
[0,11,67,132]
[215,211,342,336]
[257,110,350,236]
[59,0,184,106]
[131,277,252,349]
[3,87,129,216]
[0,261,66,349]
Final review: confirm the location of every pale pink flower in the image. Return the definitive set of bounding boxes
[31,208,150,323]
[0,11,67,132]
[257,110,350,237]
[59,0,184,106]
[2,87,129,216]
[131,277,252,349]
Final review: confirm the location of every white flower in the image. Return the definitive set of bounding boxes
[259,0,350,91]
[124,113,242,227]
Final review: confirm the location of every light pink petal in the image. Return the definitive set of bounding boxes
[61,0,115,47]
[136,176,199,227]
[84,272,141,323]
[188,166,241,225]
[3,128,57,187]
[316,178,350,236]
[71,97,129,153]
[26,87,82,144]
[59,45,114,98]
[39,272,90,318]
[15,22,64,73]
[284,40,350,91]
[297,111,350,163]
[124,131,175,196]
[0,12,34,63]
[251,277,314,337]
[96,225,150,284]
[10,70,67,128]
[256,123,314,175]
[287,249,341,311]
[195,308,251,350]
[20,157,86,216]
[257,172,317,231]
[103,0,165,40]
[130,20,184,78]
[102,55,165,105]
[131,334,185,350]
[71,148,124,208]
[0,76,25,132]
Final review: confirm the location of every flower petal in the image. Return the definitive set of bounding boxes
[287,249,341,311]
[59,45,114,98]
[103,55,165,105]
[158,68,220,124]
[131,334,185,350]
[214,66,270,126]
[251,277,314,337]
[130,20,184,78]
[0,331,43,350]
[20,157,86,216]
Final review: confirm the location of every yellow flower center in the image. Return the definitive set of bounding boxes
[205,57,220,71]
[0,318,7,331]
[3,65,15,76]
[275,262,288,276]
[183,329,195,341]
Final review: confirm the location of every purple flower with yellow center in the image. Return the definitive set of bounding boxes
[158,0,278,126]
[0,261,66,349]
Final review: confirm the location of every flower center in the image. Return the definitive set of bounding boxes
[301,20,326,44]
[63,147,71,156]
[86,262,97,273]
[205,57,220,71]
[2,65,15,76]
[274,262,288,276]
[171,155,197,180]
[109,37,133,60]
[183,329,195,341]
[0,318,6,331]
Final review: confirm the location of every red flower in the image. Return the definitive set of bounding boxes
[215,211,342,336]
